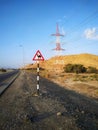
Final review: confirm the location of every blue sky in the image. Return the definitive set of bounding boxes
[0,0,98,68]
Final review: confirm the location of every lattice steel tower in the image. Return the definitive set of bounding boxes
[51,23,65,51]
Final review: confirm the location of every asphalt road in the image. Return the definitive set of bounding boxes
[0,70,20,95]
[0,71,98,130]
[0,70,19,82]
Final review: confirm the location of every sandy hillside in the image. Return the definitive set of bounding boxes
[25,53,98,72]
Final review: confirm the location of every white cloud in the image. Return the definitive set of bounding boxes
[84,27,98,40]
[61,27,66,35]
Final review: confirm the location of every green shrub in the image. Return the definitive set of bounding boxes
[64,64,98,74]
[64,64,86,73]
[87,66,98,73]
[63,64,73,73]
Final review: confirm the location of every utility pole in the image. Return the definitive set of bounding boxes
[19,45,25,72]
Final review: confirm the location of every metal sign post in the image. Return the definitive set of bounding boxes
[32,50,44,95]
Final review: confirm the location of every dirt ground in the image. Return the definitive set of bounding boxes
[47,72,98,101]
[0,70,98,130]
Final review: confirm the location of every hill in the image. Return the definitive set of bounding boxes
[25,53,98,72]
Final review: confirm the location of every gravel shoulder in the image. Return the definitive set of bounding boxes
[0,71,98,130]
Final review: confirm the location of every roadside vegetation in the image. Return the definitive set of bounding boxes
[0,68,7,72]
[63,64,98,82]
[26,64,98,100]
[63,64,98,74]
[29,64,98,82]
[27,63,98,82]
[73,74,98,82]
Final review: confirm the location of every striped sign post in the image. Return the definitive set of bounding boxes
[32,50,44,95]
[37,61,40,95]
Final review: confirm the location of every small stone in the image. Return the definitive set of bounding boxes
[34,93,39,96]
[75,115,78,118]
[32,93,39,97]
[81,111,84,114]
[57,112,62,116]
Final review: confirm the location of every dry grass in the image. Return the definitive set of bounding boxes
[39,69,98,100]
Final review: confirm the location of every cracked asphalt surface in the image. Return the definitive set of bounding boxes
[0,70,98,130]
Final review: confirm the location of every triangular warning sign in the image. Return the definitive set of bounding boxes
[32,50,44,61]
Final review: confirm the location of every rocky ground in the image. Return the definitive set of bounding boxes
[0,70,98,130]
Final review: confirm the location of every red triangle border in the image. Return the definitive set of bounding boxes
[32,50,44,61]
